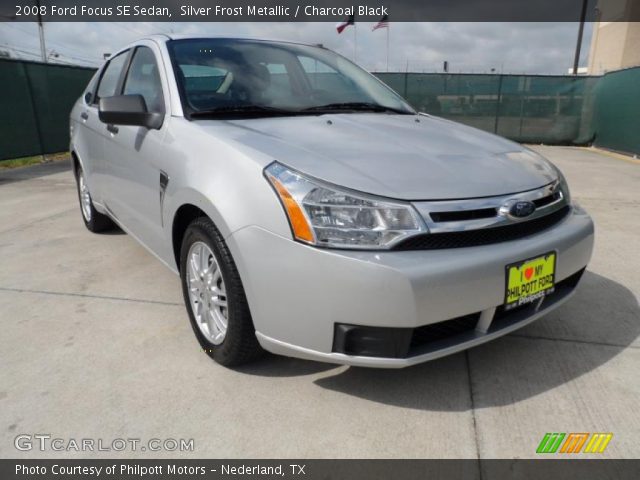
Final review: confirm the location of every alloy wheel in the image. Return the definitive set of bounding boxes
[78,170,92,222]
[186,241,229,345]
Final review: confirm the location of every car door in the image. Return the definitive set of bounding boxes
[101,43,169,258]
[76,52,129,204]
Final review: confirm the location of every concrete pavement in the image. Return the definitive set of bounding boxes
[0,146,638,459]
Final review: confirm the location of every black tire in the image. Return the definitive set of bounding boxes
[180,217,264,366]
[74,164,115,233]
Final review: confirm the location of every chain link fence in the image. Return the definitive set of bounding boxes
[374,72,600,146]
[591,67,640,155]
[0,59,638,161]
[0,58,95,161]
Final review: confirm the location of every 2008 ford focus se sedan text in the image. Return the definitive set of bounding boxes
[69,35,594,368]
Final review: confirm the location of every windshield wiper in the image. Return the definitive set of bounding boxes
[190,105,300,118]
[302,102,411,114]
[190,102,412,118]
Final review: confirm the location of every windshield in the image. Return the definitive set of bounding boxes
[167,38,415,117]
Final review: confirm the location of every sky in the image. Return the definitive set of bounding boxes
[0,22,593,74]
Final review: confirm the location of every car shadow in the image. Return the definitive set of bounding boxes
[242,271,639,408]
[100,226,125,235]
[235,353,338,377]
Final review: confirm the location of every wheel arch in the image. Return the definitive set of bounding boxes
[171,204,207,271]
[169,192,233,272]
[70,150,82,177]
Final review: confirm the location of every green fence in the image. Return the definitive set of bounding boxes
[0,59,95,161]
[374,72,600,145]
[591,67,640,155]
[374,70,640,155]
[0,60,638,161]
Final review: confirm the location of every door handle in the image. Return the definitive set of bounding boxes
[80,112,88,120]
[106,124,119,135]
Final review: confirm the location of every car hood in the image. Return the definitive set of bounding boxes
[200,113,558,200]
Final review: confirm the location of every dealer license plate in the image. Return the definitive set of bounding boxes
[505,252,556,310]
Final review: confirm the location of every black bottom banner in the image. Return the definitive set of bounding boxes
[2,459,640,480]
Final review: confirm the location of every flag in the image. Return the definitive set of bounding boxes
[372,14,389,31]
[336,14,355,34]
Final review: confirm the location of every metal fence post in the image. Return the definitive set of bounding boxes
[403,71,408,99]
[494,74,504,134]
[23,62,45,159]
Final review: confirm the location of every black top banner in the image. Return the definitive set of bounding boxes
[1,0,639,22]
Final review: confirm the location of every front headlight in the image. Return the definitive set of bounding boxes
[264,162,427,249]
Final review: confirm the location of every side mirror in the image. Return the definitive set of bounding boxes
[98,94,163,130]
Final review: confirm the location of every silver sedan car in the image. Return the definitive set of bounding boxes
[69,35,594,368]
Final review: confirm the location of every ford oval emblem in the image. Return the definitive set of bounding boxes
[509,201,536,218]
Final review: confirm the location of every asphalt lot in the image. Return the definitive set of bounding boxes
[1,146,638,459]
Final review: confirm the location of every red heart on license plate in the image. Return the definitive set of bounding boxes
[524,267,534,280]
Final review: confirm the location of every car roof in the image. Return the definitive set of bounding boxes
[105,35,325,71]
[139,33,315,48]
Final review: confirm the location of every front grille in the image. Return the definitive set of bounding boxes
[331,313,480,359]
[430,208,497,222]
[428,191,560,224]
[533,191,562,208]
[394,205,571,250]
[410,313,479,349]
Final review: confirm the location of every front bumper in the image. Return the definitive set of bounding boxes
[228,206,594,368]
